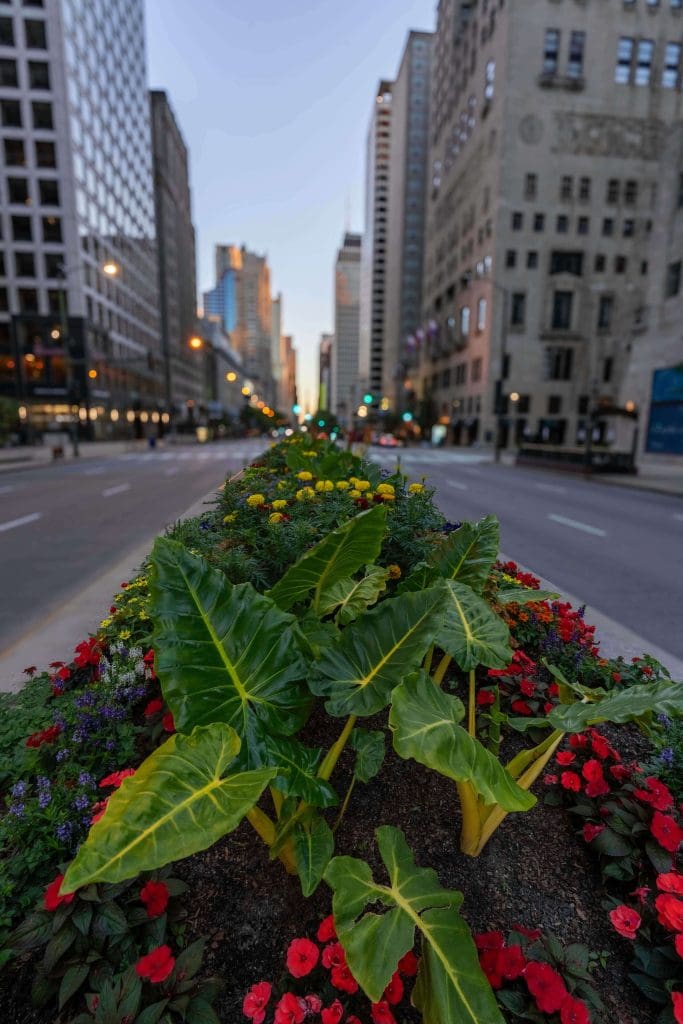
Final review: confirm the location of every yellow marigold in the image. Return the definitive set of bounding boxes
[99,618,112,628]
[269,512,285,524]
[276,480,288,491]
[349,476,359,487]
[335,480,351,490]
[315,479,335,492]
[408,482,424,494]
[272,499,288,510]
[296,487,316,501]
[223,512,238,523]
[349,489,362,499]
[355,480,371,492]
[388,564,402,580]
[297,471,313,481]
[302,451,316,457]
[365,492,375,501]
[246,493,266,507]
[376,483,395,496]
[379,492,395,501]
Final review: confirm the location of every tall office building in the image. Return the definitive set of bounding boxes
[279,333,297,415]
[271,292,282,408]
[150,89,201,424]
[331,232,361,421]
[384,31,433,414]
[318,332,333,411]
[0,0,163,436]
[359,80,392,406]
[418,0,683,450]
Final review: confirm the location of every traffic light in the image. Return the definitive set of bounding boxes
[317,418,326,428]
[292,403,301,414]
[402,411,414,422]
[363,393,373,405]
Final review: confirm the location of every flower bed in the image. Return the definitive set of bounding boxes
[0,436,681,1024]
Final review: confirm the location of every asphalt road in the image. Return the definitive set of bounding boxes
[0,439,264,657]
[370,447,683,664]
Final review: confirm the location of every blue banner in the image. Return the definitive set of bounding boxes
[646,367,683,454]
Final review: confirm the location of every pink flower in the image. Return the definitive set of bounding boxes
[243,982,272,1024]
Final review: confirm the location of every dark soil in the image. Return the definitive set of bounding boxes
[0,714,656,1024]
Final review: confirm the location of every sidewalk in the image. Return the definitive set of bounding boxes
[500,451,683,499]
[0,438,184,472]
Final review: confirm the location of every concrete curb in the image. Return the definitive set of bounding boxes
[0,487,221,694]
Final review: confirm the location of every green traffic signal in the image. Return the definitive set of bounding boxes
[292,403,301,414]
[363,393,373,405]
[402,411,413,422]
[317,418,326,427]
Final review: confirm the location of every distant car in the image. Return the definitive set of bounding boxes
[378,433,404,448]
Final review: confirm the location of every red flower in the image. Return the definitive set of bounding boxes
[397,950,419,976]
[651,811,683,853]
[560,771,581,792]
[519,678,536,697]
[371,1001,397,1024]
[657,872,683,894]
[348,1018,363,1024]
[524,962,568,1013]
[590,733,615,760]
[57,666,71,681]
[611,672,622,684]
[286,937,319,978]
[243,982,272,1024]
[23,666,37,676]
[675,934,683,959]
[304,995,322,1014]
[74,638,102,668]
[630,886,650,903]
[656,894,683,932]
[143,649,155,665]
[610,764,632,782]
[317,914,336,942]
[321,1001,343,1024]
[474,931,505,951]
[162,711,175,733]
[322,942,345,970]
[560,994,591,1024]
[43,874,75,911]
[512,924,542,940]
[383,972,404,1004]
[497,944,526,980]
[331,963,358,993]
[144,698,163,717]
[548,682,560,697]
[135,945,175,983]
[140,880,169,918]
[99,768,136,789]
[479,949,503,988]
[673,992,683,1024]
[583,823,605,843]
[26,724,62,748]
[274,993,305,1024]
[568,734,588,750]
[544,774,559,786]
[582,759,610,798]
[634,777,674,812]
[90,798,109,824]
[556,752,576,766]
[476,689,495,706]
[609,905,641,939]
[511,699,533,716]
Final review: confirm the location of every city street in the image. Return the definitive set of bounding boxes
[0,439,264,659]
[370,447,683,666]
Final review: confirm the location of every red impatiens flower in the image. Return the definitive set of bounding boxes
[371,1001,397,1024]
[582,759,609,798]
[544,774,558,786]
[476,689,496,706]
[511,699,533,716]
[143,649,155,665]
[286,938,319,978]
[568,734,589,750]
[474,931,505,951]
[321,942,346,970]
[397,950,419,976]
[610,764,632,782]
[90,798,109,824]
[99,768,136,789]
[560,993,592,1024]
[135,944,175,983]
[673,992,683,1024]
[630,886,651,903]
[609,905,641,939]
[317,914,336,942]
[497,944,526,980]
[655,894,683,932]
[331,962,358,993]
[243,982,272,1024]
[583,823,605,843]
[144,698,163,717]
[321,1001,343,1024]
[524,961,568,1013]
[140,880,169,918]
[676,934,683,959]
[74,638,102,668]
[556,751,576,766]
[479,949,503,988]
[273,993,305,1024]
[519,678,536,697]
[512,924,543,941]
[560,771,581,792]
[162,711,175,733]
[304,995,322,1014]
[634,777,674,812]
[347,1018,363,1024]
[26,724,62,748]
[657,872,683,894]
[383,971,404,1004]
[651,811,683,854]
[43,874,75,911]
[590,732,617,761]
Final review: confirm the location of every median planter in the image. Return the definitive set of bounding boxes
[0,437,681,1024]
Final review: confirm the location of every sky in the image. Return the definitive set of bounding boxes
[144,0,436,410]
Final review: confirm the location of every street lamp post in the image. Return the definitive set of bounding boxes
[493,287,509,464]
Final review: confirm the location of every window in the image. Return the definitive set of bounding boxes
[7,177,30,204]
[24,18,47,48]
[43,252,63,278]
[577,395,589,415]
[477,297,487,330]
[551,291,573,330]
[42,215,61,242]
[32,101,52,129]
[594,254,606,272]
[615,255,628,274]
[517,395,530,414]
[18,287,38,312]
[606,179,620,204]
[484,59,495,100]
[635,39,654,84]
[28,60,49,89]
[603,357,613,383]
[506,249,517,268]
[35,140,55,167]
[598,294,614,329]
[4,138,25,166]
[15,251,35,277]
[602,218,614,237]
[38,179,59,205]
[556,214,569,233]
[511,211,523,230]
[472,357,482,382]
[615,37,634,83]
[578,216,590,235]
[524,173,537,199]
[641,259,649,275]
[1,100,21,127]
[662,42,681,86]
[560,175,573,200]
[543,28,560,74]
[0,18,14,46]
[546,347,574,380]
[47,288,65,315]
[548,395,562,415]
[623,219,635,237]
[510,292,526,326]
[579,177,591,201]
[527,251,539,269]
[568,31,586,77]
[460,306,471,336]
[11,215,31,241]
[550,251,583,275]
[0,58,18,87]
[666,259,682,297]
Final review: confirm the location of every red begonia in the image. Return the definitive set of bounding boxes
[286,938,319,978]
[135,945,175,983]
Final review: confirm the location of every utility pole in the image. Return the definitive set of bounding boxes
[493,287,509,464]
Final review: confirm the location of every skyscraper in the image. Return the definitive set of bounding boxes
[0,0,163,437]
[332,232,362,422]
[318,332,333,412]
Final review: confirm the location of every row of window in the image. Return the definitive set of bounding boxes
[506,289,625,333]
[615,36,683,86]
[0,16,47,50]
[0,56,50,89]
[623,0,683,9]
[2,213,62,242]
[542,28,585,78]
[511,210,648,240]
[3,176,59,205]
[2,136,55,167]
[505,248,649,278]
[0,97,53,128]
[523,174,641,206]
[0,249,65,277]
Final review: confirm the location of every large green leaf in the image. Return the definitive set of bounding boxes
[61,725,275,892]
[265,734,338,807]
[309,587,446,717]
[436,579,512,671]
[317,565,389,624]
[293,815,334,896]
[151,539,310,766]
[324,826,504,1023]
[430,515,499,592]
[390,674,535,811]
[548,679,683,733]
[268,505,387,612]
[350,728,386,783]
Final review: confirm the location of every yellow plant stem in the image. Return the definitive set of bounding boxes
[456,780,482,856]
[468,669,476,737]
[318,714,357,781]
[333,776,356,833]
[432,653,451,686]
[423,644,434,675]
[270,786,284,819]
[506,729,564,780]
[246,806,297,874]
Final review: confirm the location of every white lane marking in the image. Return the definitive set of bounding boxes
[102,483,131,497]
[535,482,567,495]
[446,480,469,490]
[165,467,179,476]
[0,511,41,533]
[0,484,16,495]
[548,513,606,537]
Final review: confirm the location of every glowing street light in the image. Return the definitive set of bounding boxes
[188,336,203,350]
[226,371,237,382]
[241,385,251,396]
[88,369,98,379]
[102,261,120,276]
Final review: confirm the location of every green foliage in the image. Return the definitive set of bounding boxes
[547,678,683,732]
[0,673,53,786]
[436,579,512,671]
[316,563,389,624]
[430,514,500,592]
